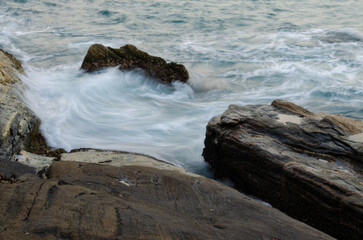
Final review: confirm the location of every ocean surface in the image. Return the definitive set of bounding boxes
[1,0,362,176]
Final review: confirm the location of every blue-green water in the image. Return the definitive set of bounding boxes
[1,0,362,175]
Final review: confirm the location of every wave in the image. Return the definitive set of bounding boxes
[1,0,362,175]
[320,28,363,43]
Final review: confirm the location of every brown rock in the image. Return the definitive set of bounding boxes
[0,151,333,240]
[81,44,189,83]
[203,100,363,239]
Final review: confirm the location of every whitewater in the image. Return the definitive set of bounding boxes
[1,0,362,176]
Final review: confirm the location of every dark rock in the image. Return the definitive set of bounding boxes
[203,99,363,240]
[0,154,333,240]
[26,123,66,160]
[81,44,189,83]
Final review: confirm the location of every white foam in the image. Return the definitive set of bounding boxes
[2,0,362,176]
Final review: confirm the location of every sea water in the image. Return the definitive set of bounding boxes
[0,0,362,176]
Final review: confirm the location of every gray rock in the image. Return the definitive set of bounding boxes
[0,152,333,240]
[203,99,363,240]
[0,49,39,164]
[16,150,55,175]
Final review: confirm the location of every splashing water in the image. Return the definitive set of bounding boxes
[1,0,362,176]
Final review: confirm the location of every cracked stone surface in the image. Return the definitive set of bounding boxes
[203,99,363,240]
[0,158,333,240]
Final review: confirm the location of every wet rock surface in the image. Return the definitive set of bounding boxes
[0,49,39,164]
[25,125,66,160]
[0,150,333,240]
[203,99,363,240]
[81,44,189,83]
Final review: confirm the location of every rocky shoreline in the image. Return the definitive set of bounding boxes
[0,46,360,239]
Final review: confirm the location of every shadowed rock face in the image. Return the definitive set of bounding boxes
[203,99,363,240]
[0,151,333,240]
[81,44,189,83]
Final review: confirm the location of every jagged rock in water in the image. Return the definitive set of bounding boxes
[0,49,39,176]
[203,99,363,240]
[81,44,189,83]
[0,149,333,240]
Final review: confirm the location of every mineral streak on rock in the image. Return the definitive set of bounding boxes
[81,44,189,83]
[203,99,363,239]
[0,152,333,240]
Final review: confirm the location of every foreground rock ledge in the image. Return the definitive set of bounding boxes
[0,150,332,240]
[81,44,189,83]
[203,99,363,240]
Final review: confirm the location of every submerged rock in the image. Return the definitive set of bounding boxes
[0,49,39,165]
[0,149,332,240]
[203,99,363,240]
[81,44,189,83]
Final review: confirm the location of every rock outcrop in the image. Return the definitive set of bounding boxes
[0,149,333,240]
[203,99,363,240]
[81,44,189,83]
[0,49,39,177]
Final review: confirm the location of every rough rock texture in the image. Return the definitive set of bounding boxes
[81,44,189,83]
[0,150,333,240]
[203,99,363,240]
[0,49,39,164]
